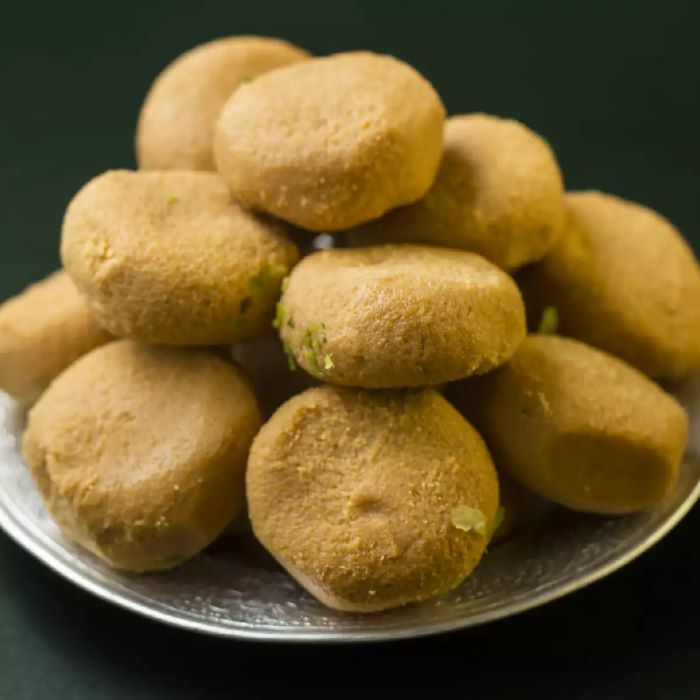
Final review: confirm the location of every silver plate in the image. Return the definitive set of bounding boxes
[1,378,699,643]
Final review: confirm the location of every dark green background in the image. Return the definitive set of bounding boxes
[1,0,699,697]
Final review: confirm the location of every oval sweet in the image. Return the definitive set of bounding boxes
[61,170,299,345]
[472,335,688,514]
[277,245,526,388]
[246,385,499,612]
[214,51,445,231]
[22,341,262,572]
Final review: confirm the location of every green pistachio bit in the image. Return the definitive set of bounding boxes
[450,505,487,536]
[166,194,179,204]
[300,323,331,374]
[239,296,252,314]
[272,302,285,329]
[281,275,291,293]
[305,323,326,343]
[537,306,559,335]
[303,346,320,373]
[287,316,295,329]
[243,74,254,82]
[283,344,297,371]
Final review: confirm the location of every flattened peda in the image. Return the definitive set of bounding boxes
[215,52,445,231]
[61,170,298,345]
[22,341,262,572]
[247,386,499,612]
[472,335,688,514]
[277,245,526,387]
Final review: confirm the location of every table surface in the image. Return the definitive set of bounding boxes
[1,0,699,697]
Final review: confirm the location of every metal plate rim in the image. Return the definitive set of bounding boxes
[2,448,698,644]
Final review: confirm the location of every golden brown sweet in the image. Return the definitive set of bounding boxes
[137,36,309,171]
[214,51,445,231]
[247,386,499,612]
[519,191,700,379]
[277,244,526,388]
[472,335,688,514]
[22,341,262,572]
[350,114,565,269]
[0,271,110,403]
[61,170,298,345]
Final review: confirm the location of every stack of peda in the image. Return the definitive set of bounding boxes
[0,35,696,613]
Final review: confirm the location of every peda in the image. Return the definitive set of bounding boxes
[137,36,309,171]
[214,51,445,231]
[277,245,526,388]
[246,386,499,612]
[519,191,700,380]
[0,271,111,403]
[61,170,299,345]
[351,114,565,269]
[22,341,262,572]
[472,335,688,514]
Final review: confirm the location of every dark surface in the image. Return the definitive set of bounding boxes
[1,0,698,697]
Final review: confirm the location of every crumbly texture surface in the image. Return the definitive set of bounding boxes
[278,244,526,388]
[246,386,499,612]
[519,191,700,379]
[350,114,565,269]
[137,36,308,171]
[61,170,299,345]
[214,51,445,231]
[22,341,262,572]
[473,335,688,514]
[0,271,111,403]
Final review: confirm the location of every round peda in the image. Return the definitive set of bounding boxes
[277,244,526,388]
[246,385,499,612]
[0,271,111,403]
[214,51,445,231]
[350,114,565,269]
[22,340,262,572]
[519,191,700,380]
[137,36,309,171]
[472,335,688,514]
[61,170,299,345]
